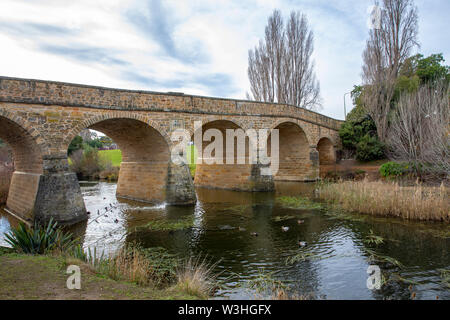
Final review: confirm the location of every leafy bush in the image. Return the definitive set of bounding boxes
[69,145,106,179]
[379,162,410,178]
[5,218,77,254]
[339,113,378,151]
[339,102,385,161]
[356,135,385,162]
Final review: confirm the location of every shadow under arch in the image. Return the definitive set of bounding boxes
[317,137,336,177]
[68,117,171,204]
[268,121,317,181]
[0,115,44,223]
[191,119,273,192]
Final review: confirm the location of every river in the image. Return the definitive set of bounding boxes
[1,181,449,300]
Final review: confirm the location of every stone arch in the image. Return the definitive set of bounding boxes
[0,114,44,174]
[191,119,263,191]
[317,137,336,165]
[63,113,171,154]
[268,121,316,181]
[66,115,172,204]
[269,119,312,146]
[0,114,45,222]
[0,109,48,161]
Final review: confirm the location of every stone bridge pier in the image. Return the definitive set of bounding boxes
[0,76,341,225]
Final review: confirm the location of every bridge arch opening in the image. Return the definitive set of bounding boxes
[317,137,335,166]
[67,118,170,204]
[317,137,336,177]
[0,115,44,221]
[268,122,312,181]
[191,120,256,191]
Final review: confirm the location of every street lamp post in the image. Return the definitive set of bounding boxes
[343,91,352,121]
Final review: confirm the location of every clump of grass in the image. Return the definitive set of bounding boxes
[364,230,384,246]
[364,248,404,269]
[271,288,314,300]
[5,218,77,255]
[276,196,323,210]
[176,256,218,299]
[317,179,449,222]
[247,269,287,295]
[142,216,195,231]
[285,251,322,265]
[70,244,179,287]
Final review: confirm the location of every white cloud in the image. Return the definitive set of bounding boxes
[0,0,448,120]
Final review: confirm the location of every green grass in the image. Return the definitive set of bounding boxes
[0,253,199,300]
[99,149,122,167]
[276,196,323,210]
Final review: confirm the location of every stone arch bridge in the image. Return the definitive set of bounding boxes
[0,76,342,225]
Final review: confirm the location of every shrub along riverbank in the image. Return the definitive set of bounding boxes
[69,148,120,181]
[0,220,216,300]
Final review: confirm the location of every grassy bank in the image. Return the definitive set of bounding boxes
[0,249,199,300]
[317,179,449,222]
[0,219,216,300]
[99,149,122,167]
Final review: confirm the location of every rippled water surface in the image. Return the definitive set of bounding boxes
[1,181,449,300]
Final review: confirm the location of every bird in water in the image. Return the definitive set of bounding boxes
[87,211,91,215]
[114,219,119,223]
[250,232,258,237]
[298,241,307,247]
[281,226,289,232]
[297,220,305,225]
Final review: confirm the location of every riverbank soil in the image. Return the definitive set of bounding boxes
[0,251,197,300]
[320,159,388,180]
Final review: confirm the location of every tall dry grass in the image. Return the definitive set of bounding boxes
[317,179,449,222]
[72,245,217,298]
[176,256,218,299]
[106,245,153,286]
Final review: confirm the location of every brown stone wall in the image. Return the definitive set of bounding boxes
[6,172,40,222]
[117,161,168,203]
[268,122,318,181]
[195,163,255,191]
[317,138,336,165]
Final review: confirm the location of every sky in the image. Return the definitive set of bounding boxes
[0,0,448,120]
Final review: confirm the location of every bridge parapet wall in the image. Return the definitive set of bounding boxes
[0,77,341,131]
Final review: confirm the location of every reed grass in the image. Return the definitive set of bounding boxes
[69,244,217,298]
[317,179,449,222]
[73,245,179,287]
[176,256,218,299]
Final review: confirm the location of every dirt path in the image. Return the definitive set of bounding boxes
[0,252,197,300]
